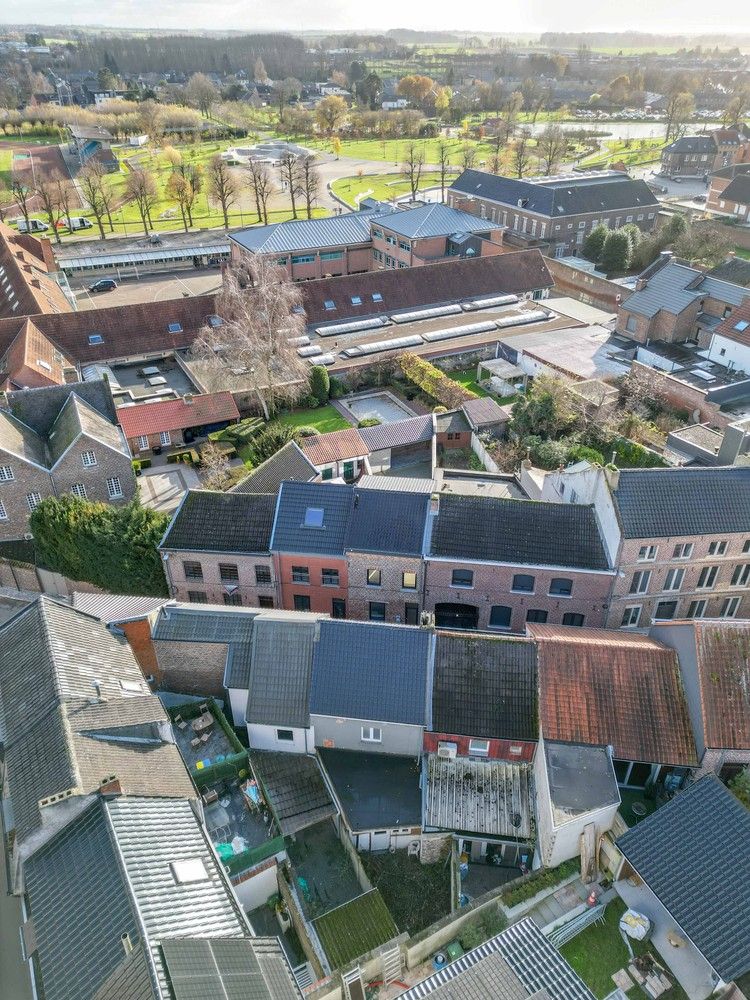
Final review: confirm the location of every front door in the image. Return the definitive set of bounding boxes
[343,461,355,482]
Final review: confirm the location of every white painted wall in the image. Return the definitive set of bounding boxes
[227,687,248,728]
[707,333,750,375]
[233,860,281,910]
[246,722,314,754]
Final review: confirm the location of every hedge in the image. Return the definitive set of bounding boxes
[398,353,477,409]
[502,859,579,907]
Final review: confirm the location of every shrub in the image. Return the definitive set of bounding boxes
[309,365,330,405]
[399,352,477,409]
[600,229,631,273]
[298,392,319,409]
[132,459,142,475]
[525,435,571,470]
[295,425,319,437]
[248,423,299,464]
[502,860,578,907]
[357,417,381,427]
[433,404,448,413]
[328,375,346,399]
[567,443,605,465]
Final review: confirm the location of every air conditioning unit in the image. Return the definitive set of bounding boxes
[437,741,457,760]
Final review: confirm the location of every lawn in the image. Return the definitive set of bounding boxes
[443,366,490,398]
[331,170,457,208]
[0,148,12,189]
[734,246,750,260]
[312,888,398,968]
[579,138,667,170]
[275,404,351,434]
[561,898,689,1000]
[306,136,499,167]
[361,850,451,936]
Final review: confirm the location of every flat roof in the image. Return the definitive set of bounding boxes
[544,741,620,826]
[318,749,422,831]
[506,324,631,381]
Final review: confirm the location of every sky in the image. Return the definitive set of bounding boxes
[2,0,749,34]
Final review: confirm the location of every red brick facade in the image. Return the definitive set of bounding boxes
[423,732,536,763]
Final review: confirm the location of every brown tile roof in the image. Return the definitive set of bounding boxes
[714,299,750,346]
[1,318,73,388]
[692,621,750,750]
[531,624,697,765]
[117,391,239,439]
[300,426,367,466]
[299,250,553,326]
[0,222,72,319]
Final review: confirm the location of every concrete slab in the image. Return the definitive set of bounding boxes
[138,465,201,512]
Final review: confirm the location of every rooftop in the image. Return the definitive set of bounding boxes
[245,615,320,728]
[430,493,610,571]
[250,751,335,836]
[230,440,316,494]
[230,208,385,254]
[544,741,620,826]
[319,748,422,831]
[161,490,277,554]
[300,426,368,466]
[719,173,750,205]
[345,486,430,556]
[432,632,538,742]
[617,775,750,983]
[378,202,503,239]
[532,624,697,766]
[424,754,533,838]
[117,391,239,439]
[270,480,353,555]
[504,323,631,382]
[358,413,434,450]
[621,259,748,319]
[714,297,750,347]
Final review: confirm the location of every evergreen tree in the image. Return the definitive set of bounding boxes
[600,229,631,273]
[582,223,608,263]
[309,365,330,406]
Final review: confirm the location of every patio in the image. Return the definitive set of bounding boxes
[172,704,237,772]
[286,819,363,921]
[615,879,718,1000]
[461,861,519,900]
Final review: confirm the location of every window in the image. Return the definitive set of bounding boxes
[578,221,586,229]
[673,543,693,559]
[137,435,149,451]
[88,334,103,345]
[168,322,183,334]
[258,596,274,608]
[686,599,707,619]
[223,592,242,606]
[361,726,382,743]
[549,577,572,596]
[81,450,97,467]
[562,612,585,627]
[405,602,419,625]
[255,565,272,586]
[720,596,741,618]
[369,601,386,621]
[402,571,417,590]
[26,492,43,512]
[323,300,336,311]
[159,431,171,447]
[621,606,642,627]
[708,540,727,556]
[367,568,382,587]
[219,563,239,582]
[372,292,383,302]
[332,598,346,618]
[638,545,657,561]
[292,566,310,584]
[0,464,14,482]
[697,565,719,589]
[469,739,490,756]
[320,251,344,262]
[321,568,339,587]
[489,605,512,629]
[451,569,474,588]
[188,591,207,604]
[626,315,637,333]
[655,600,678,620]
[0,499,6,520]
[629,570,651,594]
[351,296,362,305]
[276,257,288,266]
[732,564,750,587]
[294,594,311,612]
[303,507,324,528]
[183,561,203,580]
[526,609,548,623]
[321,467,333,481]
[744,539,750,554]
[663,568,684,591]
[626,215,633,223]
[106,477,123,499]
[372,228,384,239]
[512,574,535,593]
[276,729,294,742]
[291,254,315,264]
[71,483,87,500]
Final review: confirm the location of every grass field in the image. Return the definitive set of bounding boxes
[0,148,12,190]
[580,137,667,169]
[331,170,457,207]
[275,404,351,434]
[734,247,750,260]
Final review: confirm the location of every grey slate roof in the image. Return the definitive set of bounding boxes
[230,441,316,494]
[230,208,389,254]
[720,173,750,205]
[622,260,748,318]
[0,407,47,465]
[250,751,335,835]
[310,620,433,725]
[617,775,750,982]
[5,378,117,435]
[709,257,750,287]
[47,392,128,465]
[432,633,538,741]
[613,467,750,538]
[246,615,319,727]
[664,135,717,154]
[345,487,430,556]
[270,480,353,555]
[319,749,422,831]
[24,796,253,1000]
[449,169,658,217]
[430,494,610,570]
[161,490,276,553]
[358,413,434,451]
[380,203,502,239]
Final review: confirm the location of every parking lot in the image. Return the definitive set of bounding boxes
[71,267,222,310]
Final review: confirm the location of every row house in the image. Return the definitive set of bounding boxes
[0,380,134,539]
[705,297,750,372]
[615,252,749,345]
[448,168,659,259]
[540,462,750,628]
[707,163,750,216]
[660,127,750,179]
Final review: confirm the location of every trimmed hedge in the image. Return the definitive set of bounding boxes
[398,353,478,409]
[502,859,579,907]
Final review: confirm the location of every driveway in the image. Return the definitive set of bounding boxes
[138,465,201,513]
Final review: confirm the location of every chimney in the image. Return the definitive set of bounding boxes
[121,932,133,956]
[99,776,122,798]
[604,466,620,491]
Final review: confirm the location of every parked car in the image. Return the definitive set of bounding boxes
[693,194,707,203]
[15,218,49,234]
[66,216,94,231]
[89,278,117,293]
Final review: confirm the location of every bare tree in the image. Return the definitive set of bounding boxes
[298,155,320,220]
[186,72,219,117]
[125,168,159,235]
[663,90,695,142]
[78,162,109,239]
[189,260,309,420]
[165,172,192,232]
[278,152,300,219]
[247,159,274,224]
[512,128,532,179]
[536,124,568,176]
[199,440,232,490]
[403,141,425,201]
[11,178,32,229]
[206,154,238,229]
[435,140,451,203]
[55,176,76,234]
[460,144,477,171]
[35,172,63,244]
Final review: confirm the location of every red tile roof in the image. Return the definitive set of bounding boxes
[0,222,73,319]
[691,621,750,750]
[301,427,368,466]
[530,624,697,765]
[117,392,239,439]
[1,319,74,388]
[715,299,750,346]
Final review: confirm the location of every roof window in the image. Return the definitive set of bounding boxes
[372,293,383,303]
[88,334,103,345]
[168,322,183,334]
[351,296,362,305]
[170,859,209,884]
[324,300,336,311]
[208,315,223,328]
[303,506,324,528]
[734,320,749,332]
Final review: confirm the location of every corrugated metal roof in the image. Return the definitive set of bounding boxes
[424,755,533,838]
[230,210,389,254]
[358,414,434,450]
[358,474,436,493]
[380,203,503,239]
[71,592,168,623]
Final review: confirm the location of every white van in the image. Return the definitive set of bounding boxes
[66,217,94,231]
[15,218,49,234]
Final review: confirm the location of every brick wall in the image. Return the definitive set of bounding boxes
[120,618,161,684]
[546,258,627,312]
[53,439,135,506]
[346,552,423,623]
[423,732,536,763]
[164,550,277,608]
[275,553,348,614]
[0,453,53,540]
[627,361,733,427]
[153,638,228,696]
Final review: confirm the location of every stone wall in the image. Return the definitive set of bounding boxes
[153,638,228,696]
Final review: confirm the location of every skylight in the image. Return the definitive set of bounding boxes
[168,322,183,333]
[170,859,209,884]
[88,334,103,345]
[324,300,336,311]
[351,296,362,305]
[208,315,223,328]
[303,507,324,528]
[372,293,383,302]
[734,320,749,332]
